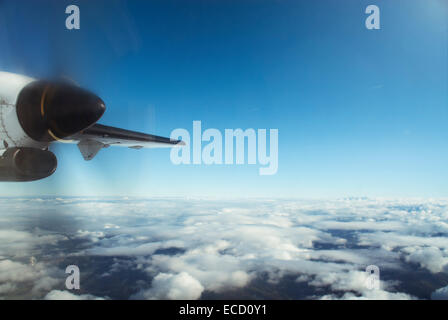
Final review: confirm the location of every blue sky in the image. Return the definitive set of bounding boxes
[0,0,447,198]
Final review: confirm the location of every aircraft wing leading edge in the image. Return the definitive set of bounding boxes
[68,123,184,161]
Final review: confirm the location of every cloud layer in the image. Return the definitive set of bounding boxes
[0,197,447,299]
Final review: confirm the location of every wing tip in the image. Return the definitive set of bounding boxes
[175,140,186,146]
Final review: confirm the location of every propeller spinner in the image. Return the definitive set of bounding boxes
[16,80,106,142]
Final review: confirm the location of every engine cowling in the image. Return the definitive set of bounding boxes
[16,80,106,142]
[0,148,57,181]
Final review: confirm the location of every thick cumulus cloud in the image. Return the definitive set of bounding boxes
[0,259,62,297]
[0,197,447,299]
[403,246,448,273]
[131,272,204,300]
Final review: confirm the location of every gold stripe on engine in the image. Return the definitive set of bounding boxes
[40,85,49,117]
[47,129,74,143]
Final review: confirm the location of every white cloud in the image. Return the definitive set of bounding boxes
[132,272,204,300]
[431,285,448,300]
[44,290,105,300]
[0,230,65,258]
[0,259,61,296]
[404,246,448,273]
[0,260,37,283]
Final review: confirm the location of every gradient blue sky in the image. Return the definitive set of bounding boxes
[0,0,447,198]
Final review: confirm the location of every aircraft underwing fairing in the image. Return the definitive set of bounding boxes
[0,71,184,181]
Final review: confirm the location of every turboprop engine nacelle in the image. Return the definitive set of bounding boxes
[0,71,106,181]
[0,71,106,149]
[16,80,106,142]
[0,147,57,181]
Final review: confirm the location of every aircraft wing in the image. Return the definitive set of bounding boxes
[66,123,184,160]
